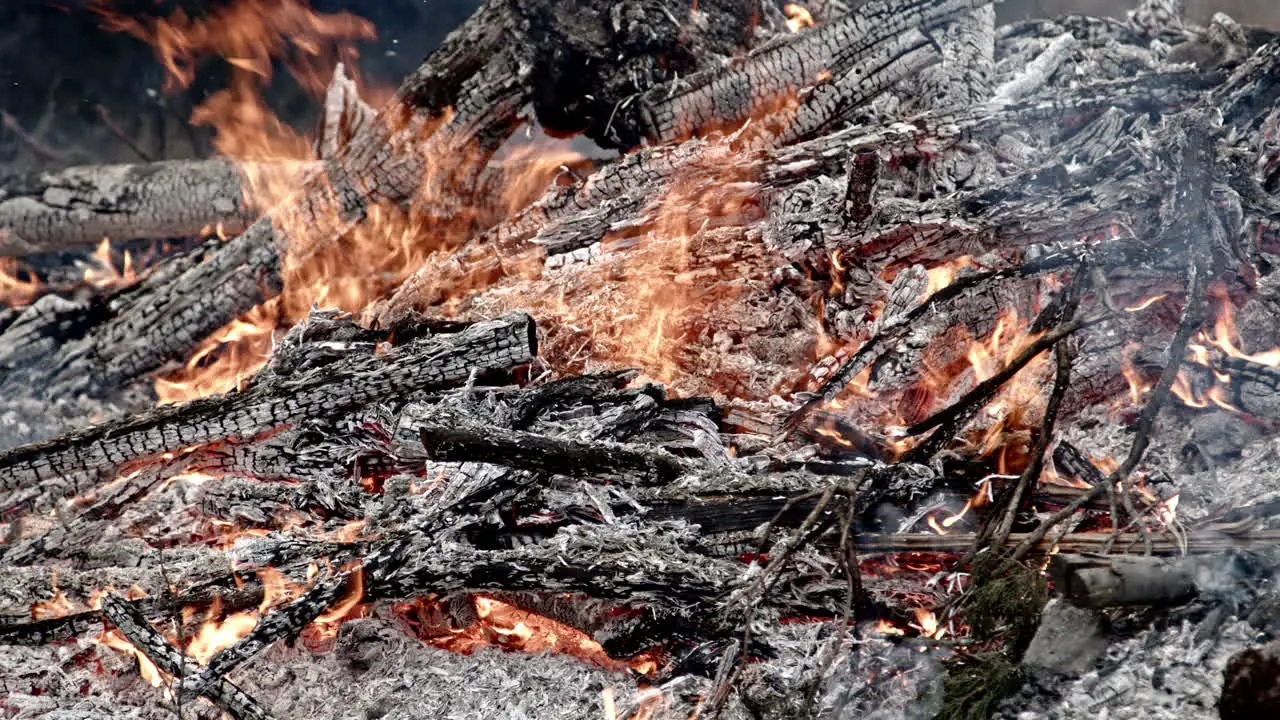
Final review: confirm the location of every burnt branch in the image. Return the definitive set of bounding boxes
[101,593,273,720]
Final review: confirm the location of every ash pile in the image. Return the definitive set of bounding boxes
[7,0,1280,718]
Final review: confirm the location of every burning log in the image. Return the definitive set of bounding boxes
[101,593,273,720]
[11,0,1280,717]
[0,159,271,256]
[0,0,760,403]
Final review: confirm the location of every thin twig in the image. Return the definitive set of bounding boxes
[801,501,861,716]
[902,314,1100,463]
[96,104,155,162]
[1006,258,1207,565]
[0,110,66,162]
[784,251,1084,432]
[987,339,1072,552]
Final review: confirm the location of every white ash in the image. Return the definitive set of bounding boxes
[723,620,951,719]
[1004,618,1261,719]
[1,614,705,720]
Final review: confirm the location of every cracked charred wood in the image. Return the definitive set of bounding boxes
[1048,553,1200,608]
[844,150,879,224]
[0,159,289,256]
[380,66,1214,324]
[413,409,690,483]
[101,594,273,720]
[0,0,743,402]
[0,312,536,515]
[614,0,992,146]
[914,4,995,193]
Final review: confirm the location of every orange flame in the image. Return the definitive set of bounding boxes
[783,4,815,33]
[925,256,974,296]
[184,597,260,665]
[96,629,168,687]
[396,595,657,675]
[30,575,74,620]
[875,618,906,636]
[0,258,42,307]
[91,0,374,95]
[1124,294,1167,312]
[1169,288,1280,412]
[912,608,942,638]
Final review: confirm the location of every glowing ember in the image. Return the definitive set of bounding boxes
[874,619,905,636]
[783,4,815,33]
[395,595,657,674]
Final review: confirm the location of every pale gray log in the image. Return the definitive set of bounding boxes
[0,160,313,256]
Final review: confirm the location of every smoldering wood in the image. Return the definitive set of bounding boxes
[175,565,364,701]
[101,593,274,720]
[616,0,994,146]
[413,408,690,482]
[11,3,1280,717]
[0,159,281,256]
